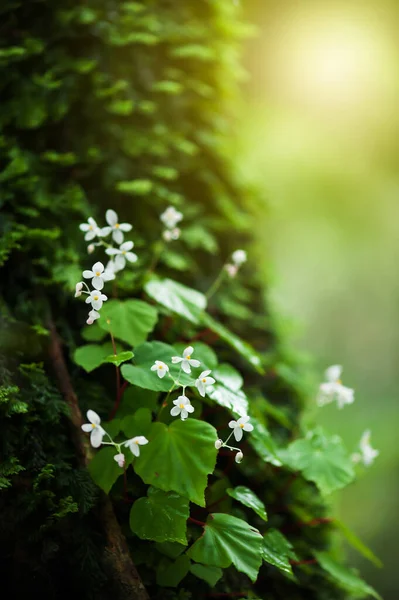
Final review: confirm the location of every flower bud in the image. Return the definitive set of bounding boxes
[75,282,83,297]
[87,244,95,254]
[215,439,223,449]
[163,230,173,242]
[231,249,247,267]
[86,317,94,325]
[114,453,125,468]
[224,263,238,278]
[170,227,180,240]
[235,450,243,463]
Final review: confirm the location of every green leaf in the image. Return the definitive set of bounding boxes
[248,417,282,467]
[174,341,218,371]
[155,541,186,559]
[207,363,249,418]
[103,351,134,367]
[121,341,177,392]
[156,555,190,587]
[262,529,296,579]
[282,429,355,495]
[314,551,382,600]
[190,563,223,586]
[227,486,268,521]
[145,277,207,324]
[187,513,263,582]
[201,313,264,373]
[98,299,158,347]
[116,386,159,417]
[88,447,123,494]
[135,419,217,506]
[73,342,114,373]
[121,407,152,439]
[130,487,189,544]
[334,520,382,568]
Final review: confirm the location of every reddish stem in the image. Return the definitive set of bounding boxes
[188,516,206,527]
[299,517,333,527]
[290,559,317,566]
[207,494,228,511]
[123,464,129,503]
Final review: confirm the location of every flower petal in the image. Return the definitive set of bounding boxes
[171,356,182,364]
[228,420,237,429]
[126,252,138,263]
[181,361,191,374]
[171,406,181,416]
[180,409,188,420]
[82,270,94,278]
[119,223,132,232]
[92,276,104,290]
[199,370,211,378]
[93,262,104,273]
[234,427,243,442]
[82,424,93,432]
[131,443,140,457]
[105,248,120,256]
[186,404,195,413]
[243,423,254,432]
[87,409,101,425]
[121,241,134,251]
[114,254,126,270]
[183,346,194,358]
[90,426,104,448]
[101,226,112,236]
[106,209,118,226]
[113,229,124,245]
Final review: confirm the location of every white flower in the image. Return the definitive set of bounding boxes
[235,450,244,463]
[81,410,105,448]
[232,249,247,266]
[101,209,132,244]
[352,430,379,467]
[79,217,101,241]
[85,290,108,310]
[102,261,116,281]
[86,309,100,325]
[224,263,238,278]
[105,241,137,270]
[160,206,183,229]
[114,453,125,468]
[82,261,106,290]
[228,416,254,442]
[75,282,83,297]
[195,370,215,397]
[215,439,223,449]
[170,395,195,420]
[124,436,149,457]
[317,364,355,409]
[151,360,169,379]
[163,227,181,242]
[87,244,95,254]
[171,346,200,374]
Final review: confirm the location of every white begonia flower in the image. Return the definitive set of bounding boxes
[79,217,101,241]
[101,209,132,244]
[215,439,223,449]
[170,395,195,420]
[235,450,244,463]
[224,263,238,278]
[102,261,116,281]
[114,453,125,468]
[171,346,200,374]
[163,227,181,242]
[86,309,100,325]
[151,360,169,379]
[81,410,105,448]
[352,430,379,467]
[317,364,355,409]
[160,206,183,229]
[85,290,108,310]
[87,244,95,254]
[75,282,83,297]
[228,416,254,442]
[105,241,137,270]
[82,261,106,290]
[231,249,247,266]
[124,436,149,457]
[195,370,216,397]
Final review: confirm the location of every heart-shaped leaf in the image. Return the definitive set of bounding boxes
[190,563,223,587]
[145,277,206,324]
[73,342,115,373]
[135,419,217,506]
[88,446,123,494]
[187,513,263,582]
[104,350,134,367]
[227,486,268,521]
[98,299,158,346]
[130,486,189,544]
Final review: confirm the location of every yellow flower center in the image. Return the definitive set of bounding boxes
[115,223,120,228]
[91,424,96,429]
[93,295,99,301]
[158,365,163,369]
[89,225,93,230]
[186,355,191,360]
[179,403,185,409]
[239,423,244,428]
[122,250,126,255]
[134,439,139,444]
[202,378,207,383]
[337,379,342,384]
[95,271,101,276]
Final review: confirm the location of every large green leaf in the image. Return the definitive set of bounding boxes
[227,486,268,521]
[98,299,158,346]
[248,417,282,467]
[207,363,248,417]
[121,341,195,392]
[156,555,191,587]
[187,513,263,582]
[88,447,123,494]
[135,419,217,506]
[282,429,355,495]
[262,529,296,579]
[145,277,207,324]
[129,486,189,544]
[201,313,264,373]
[115,386,159,417]
[73,342,114,373]
[121,407,152,439]
[314,552,382,600]
[190,563,223,586]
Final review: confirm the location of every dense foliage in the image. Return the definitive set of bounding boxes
[0,1,380,599]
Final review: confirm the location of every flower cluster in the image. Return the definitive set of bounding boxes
[81,410,149,468]
[150,345,215,420]
[160,206,183,242]
[75,209,136,324]
[224,249,247,278]
[215,415,254,463]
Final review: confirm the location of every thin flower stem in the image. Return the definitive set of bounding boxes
[205,267,226,300]
[188,516,206,527]
[82,281,91,294]
[222,430,235,446]
[108,331,123,420]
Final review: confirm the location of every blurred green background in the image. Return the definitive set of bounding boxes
[238,0,399,598]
